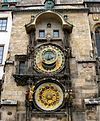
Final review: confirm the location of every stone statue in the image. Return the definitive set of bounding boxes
[26,84,35,102]
[28,85,35,101]
[44,0,55,10]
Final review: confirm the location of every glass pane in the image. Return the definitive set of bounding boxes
[0,18,7,31]
[0,46,3,64]
[1,26,6,30]
[95,27,100,57]
[2,23,7,26]
[0,55,3,59]
[0,47,3,51]
[39,30,45,38]
[19,61,25,74]
[0,47,3,53]
[0,53,2,56]
[53,30,59,38]
[0,20,2,24]
[2,20,7,24]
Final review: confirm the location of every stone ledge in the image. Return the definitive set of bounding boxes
[5,60,14,65]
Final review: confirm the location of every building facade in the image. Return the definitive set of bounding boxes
[0,0,14,112]
[0,0,100,121]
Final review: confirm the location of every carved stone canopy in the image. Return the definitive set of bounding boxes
[25,11,73,34]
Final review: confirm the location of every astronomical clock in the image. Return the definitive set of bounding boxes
[34,44,65,74]
[24,7,73,116]
[25,28,72,113]
[32,44,66,112]
[34,79,65,111]
[29,40,71,113]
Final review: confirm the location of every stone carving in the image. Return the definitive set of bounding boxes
[86,110,97,120]
[26,84,35,101]
[44,0,55,10]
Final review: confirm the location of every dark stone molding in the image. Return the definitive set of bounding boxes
[13,73,70,86]
[15,55,27,61]
[77,60,96,63]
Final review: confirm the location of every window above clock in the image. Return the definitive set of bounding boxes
[39,30,45,38]
[53,30,59,38]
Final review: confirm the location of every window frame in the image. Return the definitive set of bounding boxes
[15,55,27,75]
[0,46,4,64]
[53,30,59,38]
[39,30,45,38]
[0,18,8,31]
[95,26,100,57]
[19,61,26,75]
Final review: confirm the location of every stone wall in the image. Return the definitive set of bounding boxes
[1,10,98,121]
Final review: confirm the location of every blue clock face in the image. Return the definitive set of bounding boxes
[34,44,65,74]
[42,50,56,61]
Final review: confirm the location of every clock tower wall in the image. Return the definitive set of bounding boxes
[1,10,97,121]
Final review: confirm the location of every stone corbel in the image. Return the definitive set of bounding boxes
[25,22,35,34]
[63,22,73,33]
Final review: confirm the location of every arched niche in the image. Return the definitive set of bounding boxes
[25,10,73,34]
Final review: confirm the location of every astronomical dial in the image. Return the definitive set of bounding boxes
[34,80,64,111]
[42,49,56,64]
[34,44,65,74]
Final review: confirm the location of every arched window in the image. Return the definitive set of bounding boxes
[95,26,100,57]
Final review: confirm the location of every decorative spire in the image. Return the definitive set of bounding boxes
[44,0,55,10]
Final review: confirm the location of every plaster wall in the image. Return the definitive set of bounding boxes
[0,11,12,79]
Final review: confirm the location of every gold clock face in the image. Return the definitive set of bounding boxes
[34,82,64,111]
[34,44,65,74]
